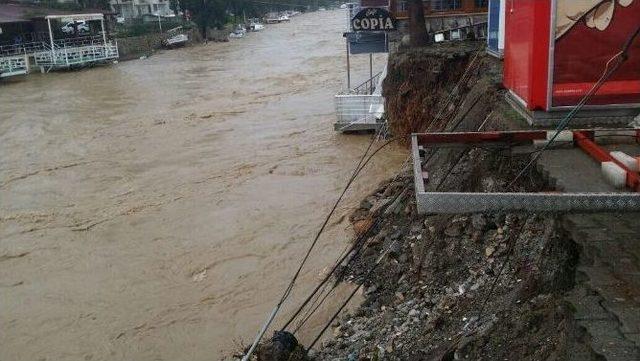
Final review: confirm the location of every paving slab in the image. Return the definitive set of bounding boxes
[563,212,640,360]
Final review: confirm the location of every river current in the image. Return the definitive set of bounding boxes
[0,9,405,360]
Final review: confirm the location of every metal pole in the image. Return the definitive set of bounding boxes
[47,18,54,49]
[158,15,162,32]
[346,37,351,90]
[47,17,54,61]
[241,305,279,361]
[369,53,373,94]
[101,18,107,45]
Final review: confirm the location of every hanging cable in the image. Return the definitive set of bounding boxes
[242,131,394,360]
[278,139,402,332]
[284,158,412,334]
[286,76,487,333]
[466,23,640,338]
[307,237,402,350]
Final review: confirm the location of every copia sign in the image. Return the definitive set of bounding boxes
[351,7,397,32]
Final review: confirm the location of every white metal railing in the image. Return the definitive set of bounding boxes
[334,94,384,129]
[432,21,488,42]
[349,71,383,95]
[0,41,48,57]
[34,41,118,69]
[333,63,388,131]
[1,35,108,56]
[53,35,106,49]
[0,54,29,78]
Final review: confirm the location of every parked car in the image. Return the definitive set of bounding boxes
[61,21,90,34]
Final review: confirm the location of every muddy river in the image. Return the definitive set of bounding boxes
[0,9,406,361]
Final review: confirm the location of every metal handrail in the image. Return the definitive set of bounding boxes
[0,35,106,57]
[34,40,119,67]
[351,71,383,95]
[53,35,105,48]
[0,41,49,56]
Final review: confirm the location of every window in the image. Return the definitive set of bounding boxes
[475,0,488,8]
[430,0,462,11]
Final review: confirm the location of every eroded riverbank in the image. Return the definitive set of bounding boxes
[0,10,405,361]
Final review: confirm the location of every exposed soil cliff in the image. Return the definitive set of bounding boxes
[254,43,602,361]
[382,43,503,142]
[313,44,602,361]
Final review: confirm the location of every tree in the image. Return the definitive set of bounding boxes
[169,0,180,16]
[77,0,111,10]
[180,0,227,38]
[179,0,332,38]
[409,0,428,47]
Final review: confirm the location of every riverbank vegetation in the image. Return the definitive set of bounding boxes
[177,0,334,37]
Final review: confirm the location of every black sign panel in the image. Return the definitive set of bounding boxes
[351,7,396,32]
[347,32,388,54]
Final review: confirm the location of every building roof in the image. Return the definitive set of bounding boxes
[0,3,111,24]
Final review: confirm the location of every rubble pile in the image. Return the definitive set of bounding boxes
[315,158,599,361]
[314,42,600,359]
[256,42,609,361]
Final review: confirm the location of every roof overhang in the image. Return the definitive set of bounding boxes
[44,13,104,21]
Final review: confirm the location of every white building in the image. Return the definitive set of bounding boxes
[109,0,172,19]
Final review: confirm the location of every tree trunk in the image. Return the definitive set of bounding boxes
[409,0,428,47]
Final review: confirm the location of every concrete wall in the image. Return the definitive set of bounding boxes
[116,29,202,60]
[206,26,232,42]
[117,33,163,60]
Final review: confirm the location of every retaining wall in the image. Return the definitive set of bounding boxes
[116,29,203,60]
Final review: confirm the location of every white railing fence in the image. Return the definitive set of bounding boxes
[34,41,118,68]
[334,94,385,130]
[0,54,29,78]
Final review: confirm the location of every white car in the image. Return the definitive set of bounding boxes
[61,21,90,34]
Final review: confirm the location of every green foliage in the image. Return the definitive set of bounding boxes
[19,0,110,12]
[178,0,334,36]
[77,0,111,10]
[114,19,193,38]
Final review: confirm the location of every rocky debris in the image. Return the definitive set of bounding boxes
[309,118,594,360]
[312,162,596,360]
[256,42,615,361]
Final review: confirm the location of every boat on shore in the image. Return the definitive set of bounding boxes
[265,12,280,24]
[264,12,292,24]
[250,21,265,31]
[164,33,188,48]
[163,27,189,48]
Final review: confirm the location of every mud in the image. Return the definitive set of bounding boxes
[0,10,405,361]
[383,42,502,141]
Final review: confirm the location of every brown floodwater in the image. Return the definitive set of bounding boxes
[0,10,406,361]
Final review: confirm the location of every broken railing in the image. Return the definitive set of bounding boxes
[334,94,384,132]
[412,129,640,214]
[334,67,386,132]
[350,71,382,95]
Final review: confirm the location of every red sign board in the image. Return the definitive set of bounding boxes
[552,0,640,107]
[503,0,640,111]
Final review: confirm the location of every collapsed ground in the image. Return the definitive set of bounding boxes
[254,42,638,361]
